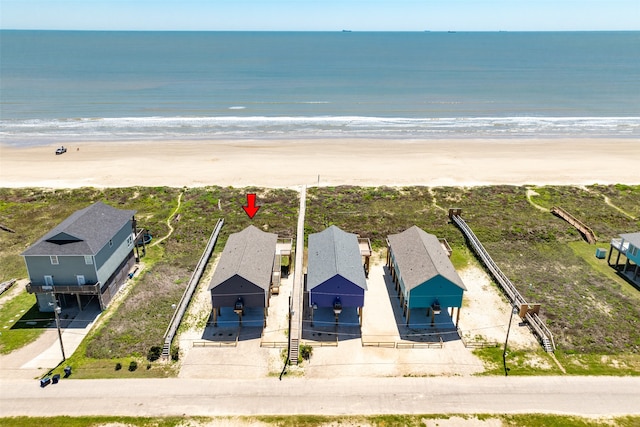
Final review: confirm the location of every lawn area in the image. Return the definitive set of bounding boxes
[0,288,53,354]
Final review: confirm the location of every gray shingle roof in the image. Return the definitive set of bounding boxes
[621,232,640,248]
[387,226,466,291]
[307,225,367,291]
[21,202,136,256]
[208,225,277,291]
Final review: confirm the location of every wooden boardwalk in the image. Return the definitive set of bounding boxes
[551,206,597,244]
[288,186,307,365]
[449,209,555,353]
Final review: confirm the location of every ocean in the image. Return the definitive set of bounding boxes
[1,30,639,145]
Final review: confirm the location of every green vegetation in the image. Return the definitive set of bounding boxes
[0,186,298,376]
[1,414,638,427]
[0,287,53,354]
[1,185,639,376]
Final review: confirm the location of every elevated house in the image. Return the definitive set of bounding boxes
[208,225,278,326]
[307,225,368,325]
[22,202,139,312]
[386,226,466,326]
[609,232,640,282]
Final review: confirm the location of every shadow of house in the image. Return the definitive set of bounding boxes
[609,232,640,286]
[386,226,466,329]
[208,226,278,328]
[22,202,138,312]
[381,266,457,344]
[306,226,367,329]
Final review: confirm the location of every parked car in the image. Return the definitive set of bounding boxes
[55,146,67,155]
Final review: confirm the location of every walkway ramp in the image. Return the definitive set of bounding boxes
[288,186,307,365]
[162,218,224,359]
[448,209,555,352]
[551,206,597,244]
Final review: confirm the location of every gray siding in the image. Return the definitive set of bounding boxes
[24,255,98,286]
[96,221,135,284]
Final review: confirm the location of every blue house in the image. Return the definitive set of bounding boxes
[386,226,466,326]
[22,202,138,312]
[307,226,368,325]
[208,225,278,326]
[609,232,640,282]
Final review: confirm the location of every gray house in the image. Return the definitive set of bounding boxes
[22,202,138,312]
[208,225,278,326]
[386,226,466,326]
[307,225,368,325]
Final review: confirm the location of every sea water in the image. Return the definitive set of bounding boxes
[1,31,639,145]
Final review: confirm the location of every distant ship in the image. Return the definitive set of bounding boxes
[342,30,352,32]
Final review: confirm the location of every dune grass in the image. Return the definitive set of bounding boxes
[1,185,639,376]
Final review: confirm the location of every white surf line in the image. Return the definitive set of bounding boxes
[151,192,183,247]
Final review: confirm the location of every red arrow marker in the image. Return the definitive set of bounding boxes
[242,193,261,219]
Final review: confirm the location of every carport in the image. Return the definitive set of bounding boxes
[208,225,277,326]
[386,226,466,326]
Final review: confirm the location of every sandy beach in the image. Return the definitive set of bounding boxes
[1,138,639,188]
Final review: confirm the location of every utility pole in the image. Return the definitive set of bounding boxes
[50,295,66,362]
[503,306,518,376]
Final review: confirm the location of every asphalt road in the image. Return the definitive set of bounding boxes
[1,376,639,417]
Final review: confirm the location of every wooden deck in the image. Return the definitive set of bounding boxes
[551,206,597,244]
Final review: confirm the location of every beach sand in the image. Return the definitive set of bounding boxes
[1,138,639,188]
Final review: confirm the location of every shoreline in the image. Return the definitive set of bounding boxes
[1,138,639,189]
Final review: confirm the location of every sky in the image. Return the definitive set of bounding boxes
[1,0,639,31]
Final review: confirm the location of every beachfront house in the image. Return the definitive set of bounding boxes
[208,225,278,327]
[386,226,466,326]
[306,226,368,326]
[23,202,138,312]
[608,232,640,282]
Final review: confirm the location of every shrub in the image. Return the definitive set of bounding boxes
[171,345,179,361]
[147,346,162,361]
[115,362,122,371]
[299,344,313,361]
[128,360,138,372]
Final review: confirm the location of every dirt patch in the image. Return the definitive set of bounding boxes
[457,266,538,350]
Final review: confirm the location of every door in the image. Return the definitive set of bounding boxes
[77,275,86,286]
[43,275,54,290]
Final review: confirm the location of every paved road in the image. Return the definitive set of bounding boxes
[1,376,638,417]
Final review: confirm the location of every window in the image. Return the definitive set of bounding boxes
[109,239,113,248]
[84,255,93,265]
[126,235,133,247]
[50,255,58,265]
[631,246,639,257]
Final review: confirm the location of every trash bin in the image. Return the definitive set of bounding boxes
[52,374,60,384]
[40,377,51,388]
[64,366,72,377]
